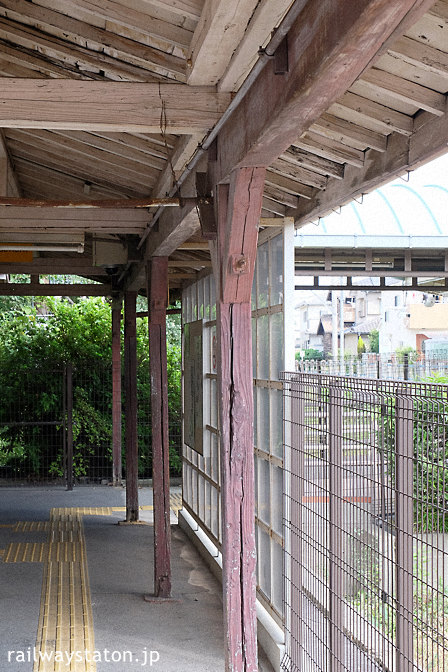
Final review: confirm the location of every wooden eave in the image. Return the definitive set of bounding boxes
[0,0,446,294]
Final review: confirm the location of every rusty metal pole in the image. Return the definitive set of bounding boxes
[395,394,414,672]
[147,257,171,598]
[112,299,122,486]
[124,291,139,522]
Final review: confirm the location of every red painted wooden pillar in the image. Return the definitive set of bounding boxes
[124,290,139,521]
[112,299,122,486]
[147,257,171,598]
[211,167,266,672]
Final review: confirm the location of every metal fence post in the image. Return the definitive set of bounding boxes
[329,386,344,672]
[66,363,74,491]
[395,393,414,672]
[290,379,304,671]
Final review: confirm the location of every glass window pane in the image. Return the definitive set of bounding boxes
[271,464,283,536]
[270,388,283,459]
[270,312,283,380]
[257,387,270,454]
[271,540,284,615]
[257,456,270,526]
[257,314,269,380]
[258,527,271,598]
[270,234,283,306]
[257,242,269,309]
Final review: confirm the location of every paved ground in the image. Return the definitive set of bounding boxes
[0,486,274,672]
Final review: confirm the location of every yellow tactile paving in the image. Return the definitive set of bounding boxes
[3,542,79,563]
[34,511,96,672]
[0,493,183,670]
[14,521,50,533]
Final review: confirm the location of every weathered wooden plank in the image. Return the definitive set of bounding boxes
[6,131,161,187]
[0,0,186,81]
[329,92,414,136]
[50,0,193,49]
[359,67,446,116]
[264,185,299,209]
[0,17,162,83]
[47,130,168,172]
[218,0,293,92]
[311,113,388,153]
[283,146,345,179]
[0,80,232,133]
[124,290,139,522]
[387,35,448,79]
[215,0,426,178]
[294,132,365,168]
[0,206,152,221]
[16,162,125,200]
[271,159,328,190]
[112,301,122,486]
[187,0,259,86]
[264,170,315,200]
[152,134,204,198]
[147,257,171,598]
[7,138,157,195]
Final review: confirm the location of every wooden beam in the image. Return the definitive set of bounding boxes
[218,0,293,92]
[112,300,123,487]
[214,0,427,179]
[124,290,139,522]
[187,0,259,86]
[211,167,265,672]
[0,197,195,208]
[0,131,21,197]
[358,67,446,116]
[0,283,112,296]
[0,80,231,134]
[147,257,171,599]
[311,113,388,152]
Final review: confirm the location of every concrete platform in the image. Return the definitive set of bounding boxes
[0,486,274,671]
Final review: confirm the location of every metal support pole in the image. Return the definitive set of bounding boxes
[395,394,414,672]
[329,387,344,672]
[66,363,74,492]
[112,300,122,486]
[147,257,171,599]
[124,291,138,522]
[290,380,304,671]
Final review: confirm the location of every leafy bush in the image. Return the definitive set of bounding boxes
[0,297,182,480]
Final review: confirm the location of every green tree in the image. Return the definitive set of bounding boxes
[368,329,379,353]
[0,296,182,480]
[357,335,366,358]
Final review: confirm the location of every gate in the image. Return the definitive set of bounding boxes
[282,372,448,672]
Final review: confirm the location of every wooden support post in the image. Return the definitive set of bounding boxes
[124,290,138,522]
[211,167,266,672]
[112,299,122,486]
[147,257,171,598]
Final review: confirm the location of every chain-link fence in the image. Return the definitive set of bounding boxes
[282,372,448,672]
[297,353,448,382]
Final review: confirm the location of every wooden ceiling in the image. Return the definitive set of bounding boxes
[0,0,447,293]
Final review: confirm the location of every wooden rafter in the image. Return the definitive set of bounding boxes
[213,0,432,179]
